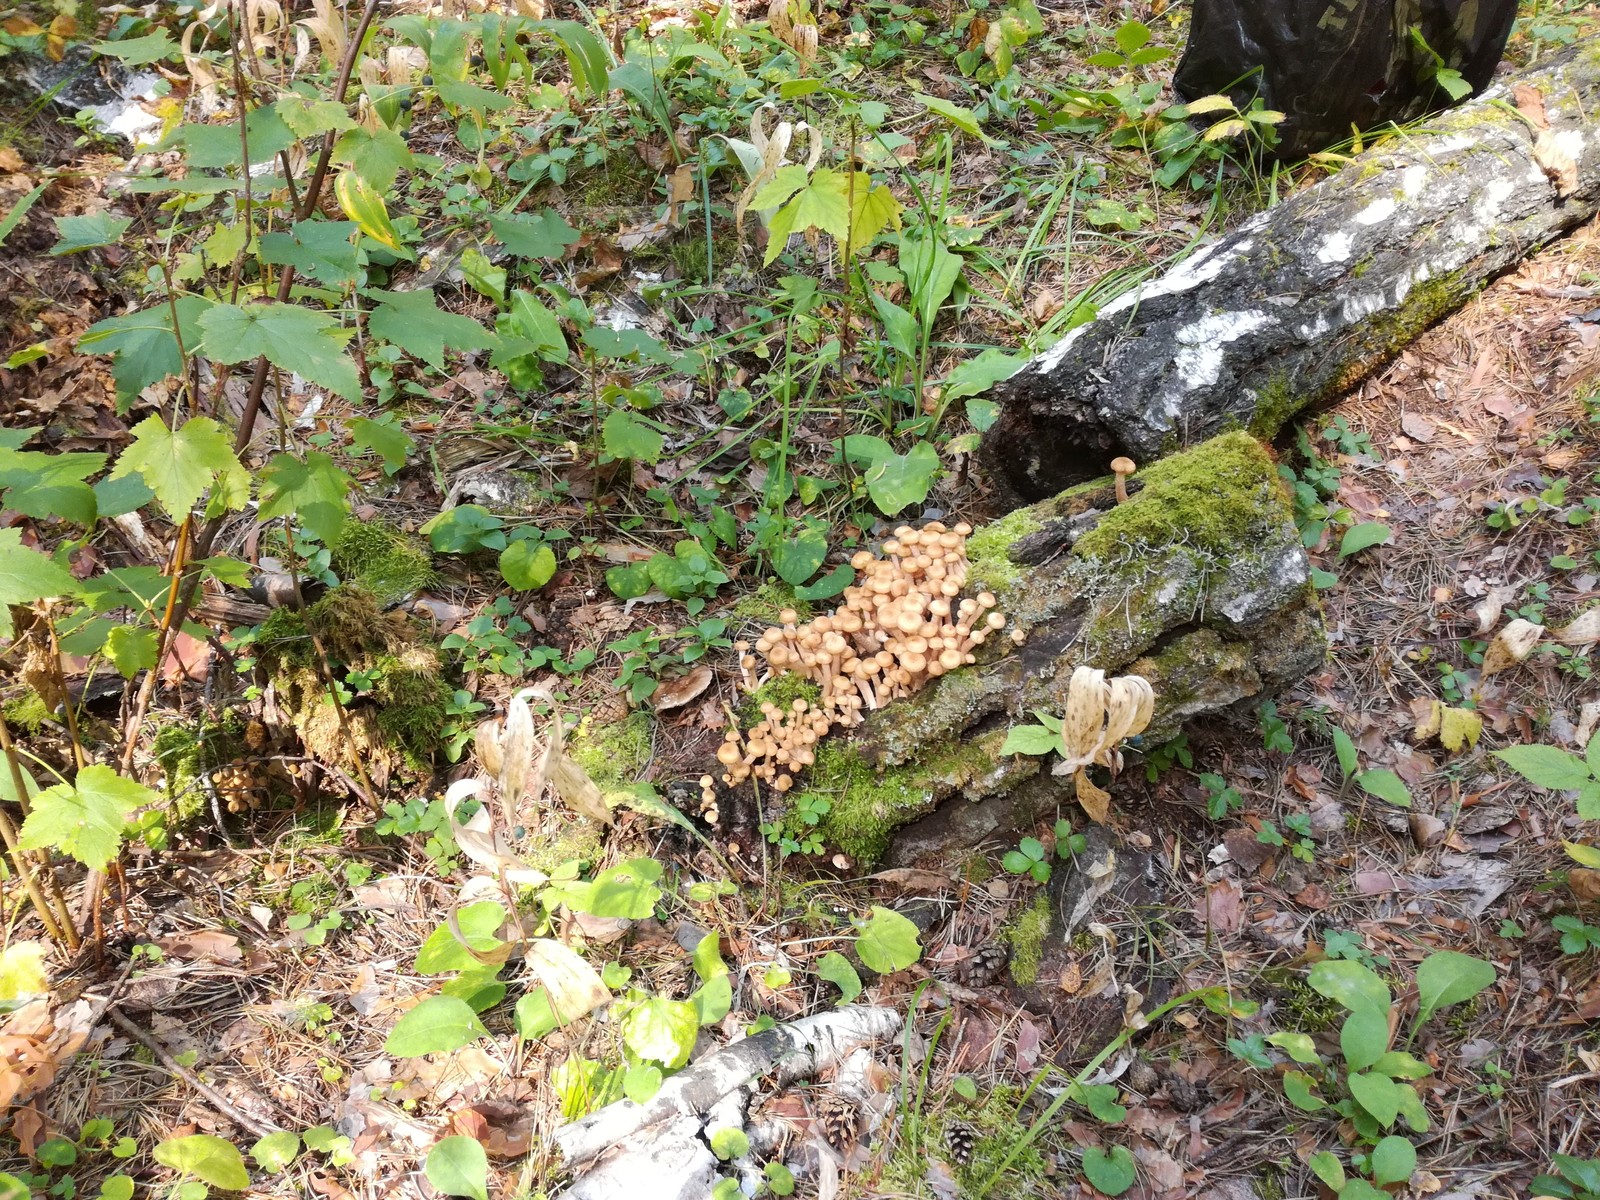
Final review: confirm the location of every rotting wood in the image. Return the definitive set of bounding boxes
[978,39,1600,501]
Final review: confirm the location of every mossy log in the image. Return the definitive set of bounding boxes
[770,433,1325,866]
[978,40,1600,501]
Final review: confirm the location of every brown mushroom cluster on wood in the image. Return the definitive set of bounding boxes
[707,522,1011,802]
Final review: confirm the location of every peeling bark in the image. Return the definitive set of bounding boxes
[979,40,1600,501]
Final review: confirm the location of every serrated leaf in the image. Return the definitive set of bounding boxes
[258,451,352,545]
[1492,744,1592,790]
[332,125,415,191]
[19,764,152,870]
[601,409,664,463]
[78,296,211,407]
[111,415,245,520]
[384,995,489,1057]
[153,1135,250,1190]
[334,169,405,254]
[488,209,580,259]
[197,302,360,400]
[0,528,80,638]
[257,220,361,287]
[424,1136,488,1200]
[273,94,355,137]
[815,951,861,1006]
[105,624,158,678]
[854,905,921,974]
[349,415,414,475]
[51,214,132,255]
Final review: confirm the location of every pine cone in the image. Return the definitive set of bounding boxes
[813,1093,861,1157]
[944,1119,978,1166]
[954,942,1009,988]
[590,693,631,725]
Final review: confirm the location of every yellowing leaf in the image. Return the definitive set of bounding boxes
[0,942,48,1000]
[1481,618,1544,676]
[524,938,610,1025]
[1438,706,1482,753]
[334,168,404,253]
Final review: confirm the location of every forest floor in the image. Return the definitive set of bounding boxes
[1,0,1599,1198]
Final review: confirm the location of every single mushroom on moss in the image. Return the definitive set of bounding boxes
[1110,457,1136,504]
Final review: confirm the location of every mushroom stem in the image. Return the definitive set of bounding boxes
[1111,456,1136,504]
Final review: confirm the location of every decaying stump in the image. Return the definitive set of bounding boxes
[979,41,1600,501]
[783,432,1325,866]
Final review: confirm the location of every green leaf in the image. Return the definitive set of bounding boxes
[416,902,506,973]
[500,540,557,591]
[257,221,361,287]
[847,176,903,257]
[865,441,940,515]
[0,1175,27,1200]
[1356,769,1412,808]
[51,214,133,255]
[1340,1182,1391,1200]
[916,93,984,137]
[258,451,352,545]
[853,905,921,974]
[815,951,862,1006]
[197,302,360,400]
[250,1131,301,1174]
[549,857,664,918]
[0,182,48,252]
[349,415,414,475]
[1339,521,1393,557]
[623,1062,663,1104]
[1553,1156,1600,1196]
[763,169,852,264]
[1340,1006,1390,1072]
[690,973,732,1025]
[693,931,728,982]
[531,19,612,97]
[871,293,918,360]
[1371,1135,1417,1186]
[489,209,580,259]
[111,415,245,519]
[384,995,489,1057]
[93,30,180,64]
[19,765,153,870]
[1000,724,1061,756]
[422,505,506,553]
[96,1175,135,1200]
[1080,1145,1136,1196]
[513,988,558,1040]
[367,287,494,370]
[764,1162,796,1195]
[795,562,853,601]
[441,967,506,1013]
[621,996,699,1067]
[1067,1082,1126,1124]
[153,1135,250,1190]
[1331,727,1359,782]
[497,290,567,361]
[1307,1151,1344,1191]
[1492,744,1593,790]
[1308,958,1391,1014]
[0,528,80,639]
[1282,1070,1325,1111]
[93,473,155,520]
[601,409,664,463]
[606,562,651,600]
[1264,1032,1321,1065]
[1413,950,1494,1025]
[709,1126,749,1161]
[424,1136,488,1200]
[332,125,415,191]
[273,94,356,137]
[1347,1071,1401,1127]
[772,528,828,585]
[1370,1050,1432,1080]
[78,296,211,408]
[105,624,158,678]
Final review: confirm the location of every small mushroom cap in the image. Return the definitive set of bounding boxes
[1111,456,1136,475]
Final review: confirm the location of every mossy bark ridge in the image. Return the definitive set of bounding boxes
[786,433,1325,865]
[979,40,1600,500]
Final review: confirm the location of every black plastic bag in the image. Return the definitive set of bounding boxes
[1173,0,1517,160]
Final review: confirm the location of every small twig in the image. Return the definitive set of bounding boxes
[105,1009,283,1138]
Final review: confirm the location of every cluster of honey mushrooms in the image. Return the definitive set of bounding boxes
[701,521,1019,811]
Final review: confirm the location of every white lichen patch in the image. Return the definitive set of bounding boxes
[1169,309,1275,394]
[1355,197,1396,226]
[1317,230,1354,264]
[1401,164,1428,198]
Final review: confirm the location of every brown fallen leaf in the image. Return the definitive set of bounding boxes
[156,931,242,963]
[1534,128,1581,198]
[652,665,714,712]
[1481,618,1544,676]
[1570,869,1600,903]
[1514,84,1550,128]
[1200,879,1244,933]
[1399,412,1436,443]
[1555,608,1600,649]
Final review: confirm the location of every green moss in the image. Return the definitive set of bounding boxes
[1247,373,1302,440]
[254,605,315,674]
[1002,893,1051,987]
[1268,969,1342,1032]
[807,741,936,864]
[151,723,204,797]
[729,582,813,626]
[875,1085,1046,1198]
[738,675,821,727]
[2,693,49,736]
[568,711,654,792]
[965,506,1043,592]
[331,522,436,607]
[1073,432,1283,563]
[1334,269,1477,391]
[372,646,452,766]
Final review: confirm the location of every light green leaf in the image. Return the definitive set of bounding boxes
[1492,744,1593,791]
[847,175,903,257]
[1369,1050,1432,1080]
[258,451,352,545]
[0,942,47,1000]
[621,996,699,1068]
[96,1175,134,1200]
[865,441,940,515]
[1371,1135,1416,1186]
[1394,1082,1430,1132]
[111,415,245,519]
[416,902,506,973]
[1413,950,1494,1024]
[915,93,984,137]
[0,1175,27,1200]
[198,302,360,400]
[19,765,153,870]
[384,995,489,1057]
[690,973,732,1025]
[1347,1071,1401,1127]
[602,410,664,464]
[1340,1006,1391,1072]
[772,528,827,585]
[1080,1145,1135,1196]
[1339,521,1392,557]
[1282,1070,1325,1111]
[1307,1151,1344,1191]
[105,624,158,678]
[424,1136,488,1200]
[815,951,862,1006]
[273,94,356,137]
[1000,724,1062,757]
[513,988,558,1041]
[623,1062,663,1104]
[1264,1031,1321,1065]
[1356,769,1412,808]
[0,528,80,638]
[93,30,180,64]
[871,294,917,360]
[854,905,921,974]
[709,1127,749,1162]
[153,1135,250,1190]
[349,415,414,475]
[1308,958,1391,1014]
[693,931,728,982]
[250,1131,301,1174]
[488,209,580,259]
[1331,727,1359,782]
[500,540,557,591]
[332,125,415,191]
[51,214,132,255]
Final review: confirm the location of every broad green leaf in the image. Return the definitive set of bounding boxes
[332,125,415,191]
[815,951,861,1006]
[96,1175,134,1200]
[916,93,983,137]
[690,973,732,1025]
[1114,19,1151,52]
[273,93,356,137]
[1492,744,1593,790]
[1356,768,1412,808]
[153,1135,250,1190]
[257,221,361,287]
[1413,950,1494,1024]
[1371,1135,1417,1186]
[514,988,558,1040]
[1080,1145,1135,1196]
[111,415,244,520]
[1340,1182,1391,1200]
[1067,1082,1126,1124]
[1308,959,1391,1014]
[0,528,80,638]
[93,473,155,519]
[1340,1005,1390,1072]
[93,30,180,63]
[19,765,153,870]
[0,942,47,1000]
[197,302,360,400]
[606,562,651,600]
[334,169,406,254]
[709,1127,749,1161]
[944,349,1024,406]
[623,1062,662,1104]
[621,995,698,1067]
[871,293,917,360]
[78,296,211,408]
[1370,1050,1432,1079]
[442,966,507,1012]
[1307,1151,1344,1191]
[533,19,611,97]
[693,931,728,982]
[1282,1070,1325,1111]
[105,624,158,678]
[258,451,352,545]
[565,857,663,918]
[847,175,903,258]
[250,1131,300,1174]
[383,995,489,1057]
[416,902,506,973]
[853,905,921,974]
[366,288,493,370]
[497,290,567,361]
[425,1136,488,1200]
[601,410,664,463]
[772,528,827,585]
[1000,724,1062,756]
[865,441,940,515]
[900,233,963,323]
[1347,1071,1401,1127]
[1331,727,1359,782]
[349,415,414,475]
[1565,841,1600,869]
[500,540,556,591]
[795,562,854,602]
[489,209,580,259]
[1339,522,1392,557]
[1394,1083,1430,1132]
[51,214,133,255]
[1264,1031,1321,1065]
[1554,1156,1600,1196]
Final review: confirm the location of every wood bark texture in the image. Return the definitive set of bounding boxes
[979,41,1600,501]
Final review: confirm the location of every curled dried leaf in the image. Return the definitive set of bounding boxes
[1481,618,1544,676]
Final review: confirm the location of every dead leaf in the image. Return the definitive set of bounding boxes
[1534,128,1580,198]
[0,147,24,172]
[1555,608,1600,649]
[616,216,675,252]
[1481,618,1544,676]
[1569,869,1600,903]
[1074,768,1111,824]
[1408,813,1447,850]
[156,931,242,963]
[1200,879,1244,933]
[1400,412,1437,442]
[1513,84,1550,128]
[523,938,609,1023]
[667,163,694,224]
[541,716,612,825]
[868,867,957,892]
[1473,585,1517,634]
[1058,961,1082,993]
[652,666,713,712]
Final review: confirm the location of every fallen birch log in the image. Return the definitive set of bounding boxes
[978,40,1600,501]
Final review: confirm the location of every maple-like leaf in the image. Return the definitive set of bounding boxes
[0,528,80,638]
[110,415,246,519]
[19,765,154,870]
[366,288,494,369]
[197,302,361,400]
